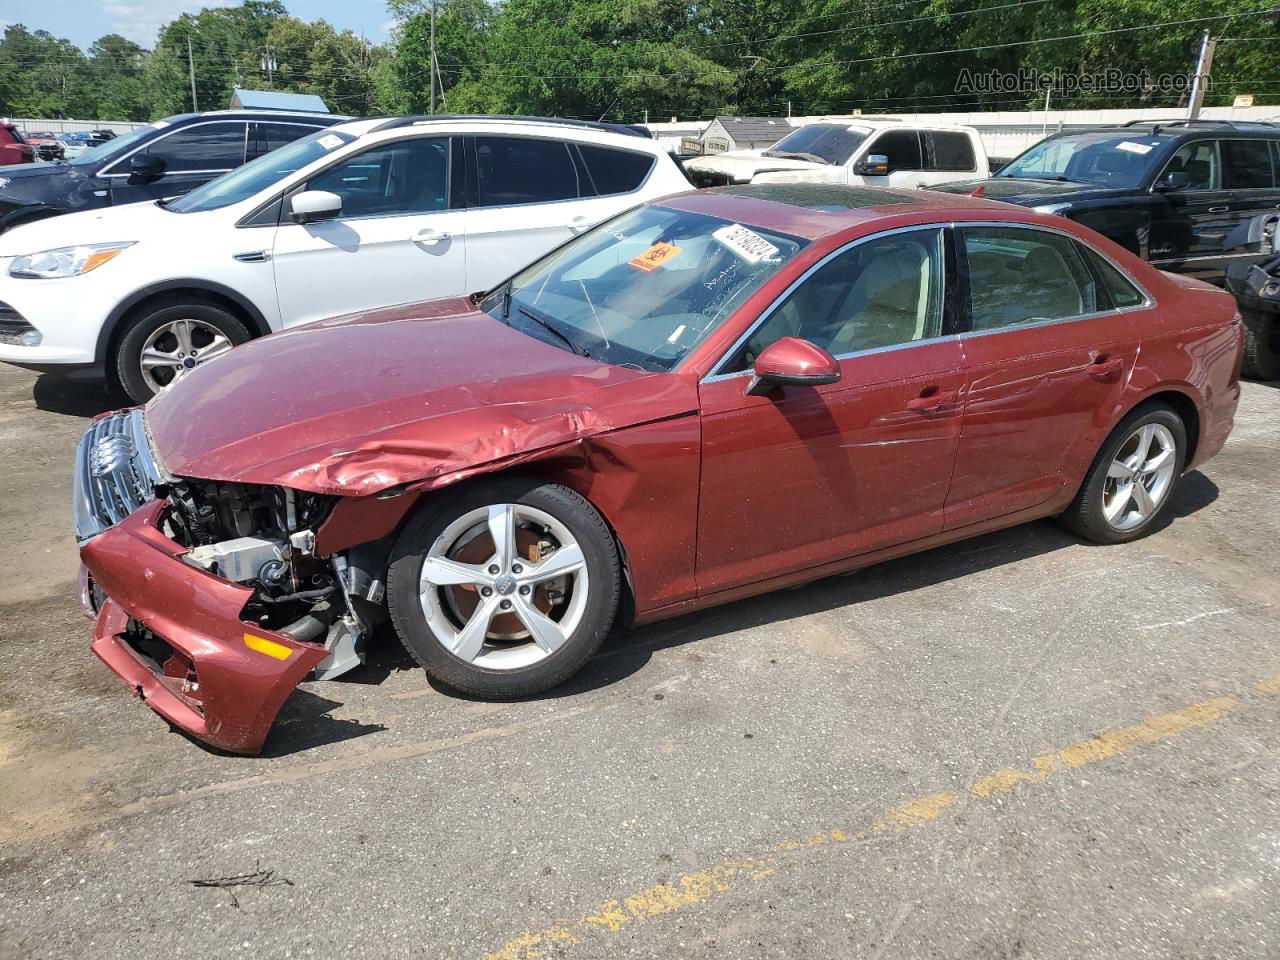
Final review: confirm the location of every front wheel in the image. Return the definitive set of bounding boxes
[1059,403,1187,544]
[387,479,621,698]
[115,301,251,403]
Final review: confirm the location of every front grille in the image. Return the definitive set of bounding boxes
[0,301,38,346]
[72,410,173,543]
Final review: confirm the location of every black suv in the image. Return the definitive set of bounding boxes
[931,119,1280,379]
[0,109,344,233]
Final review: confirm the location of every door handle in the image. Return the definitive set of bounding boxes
[1087,354,1124,382]
[413,227,451,244]
[566,215,592,232]
[907,386,956,412]
[1207,205,1229,213]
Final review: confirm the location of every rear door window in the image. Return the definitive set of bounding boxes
[577,145,655,196]
[962,227,1101,329]
[869,130,923,172]
[925,131,975,171]
[475,136,582,206]
[1222,139,1275,189]
[248,122,327,161]
[136,121,249,173]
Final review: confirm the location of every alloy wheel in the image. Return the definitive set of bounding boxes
[1102,422,1177,531]
[138,318,235,393]
[418,503,589,670]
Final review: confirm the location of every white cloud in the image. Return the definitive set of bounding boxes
[103,0,236,47]
[378,18,400,38]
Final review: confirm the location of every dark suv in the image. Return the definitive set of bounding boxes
[931,119,1280,379]
[0,109,343,233]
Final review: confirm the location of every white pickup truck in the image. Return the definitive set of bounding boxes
[685,119,990,190]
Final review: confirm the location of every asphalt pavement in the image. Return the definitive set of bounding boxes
[0,364,1277,960]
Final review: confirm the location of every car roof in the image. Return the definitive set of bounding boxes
[159,109,347,124]
[656,184,1015,241]
[328,114,656,145]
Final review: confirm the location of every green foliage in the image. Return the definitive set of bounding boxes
[0,0,1276,122]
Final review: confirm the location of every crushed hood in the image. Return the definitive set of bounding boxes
[144,298,698,496]
[684,151,832,184]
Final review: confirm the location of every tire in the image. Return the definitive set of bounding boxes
[114,300,252,403]
[1059,402,1187,544]
[1241,308,1280,381]
[387,477,621,698]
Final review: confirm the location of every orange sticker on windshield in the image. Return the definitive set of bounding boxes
[629,242,682,272]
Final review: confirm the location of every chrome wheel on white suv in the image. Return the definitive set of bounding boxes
[139,318,237,394]
[115,300,251,402]
[388,479,620,697]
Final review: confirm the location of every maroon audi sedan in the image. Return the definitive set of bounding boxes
[73,184,1242,753]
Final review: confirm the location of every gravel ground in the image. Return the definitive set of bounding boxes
[0,364,1277,960]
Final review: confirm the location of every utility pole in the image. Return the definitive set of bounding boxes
[1187,29,1217,119]
[429,0,437,115]
[1042,86,1051,136]
[187,35,198,112]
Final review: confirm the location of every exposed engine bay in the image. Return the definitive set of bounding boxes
[165,479,383,681]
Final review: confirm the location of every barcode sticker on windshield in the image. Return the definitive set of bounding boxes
[629,242,682,272]
[1116,141,1153,155]
[317,134,345,150]
[714,224,780,264]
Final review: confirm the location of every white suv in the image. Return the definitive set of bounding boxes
[0,116,691,401]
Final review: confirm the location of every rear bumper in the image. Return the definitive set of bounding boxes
[81,501,328,754]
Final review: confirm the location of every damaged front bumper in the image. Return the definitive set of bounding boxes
[81,501,330,754]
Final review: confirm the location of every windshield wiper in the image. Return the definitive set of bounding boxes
[517,306,589,357]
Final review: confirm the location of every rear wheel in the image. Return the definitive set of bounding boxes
[1059,403,1187,544]
[387,478,620,698]
[115,301,251,403]
[1241,308,1280,381]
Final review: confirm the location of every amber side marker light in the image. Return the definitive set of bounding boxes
[244,633,293,660]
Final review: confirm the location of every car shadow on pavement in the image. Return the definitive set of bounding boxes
[32,374,130,418]
[175,688,388,759]
[463,469,1220,701]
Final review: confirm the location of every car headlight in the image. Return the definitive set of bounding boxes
[1031,203,1070,216]
[8,242,135,279]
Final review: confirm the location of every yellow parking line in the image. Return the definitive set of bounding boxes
[482,675,1280,960]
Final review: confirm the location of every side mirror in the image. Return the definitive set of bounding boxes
[128,153,165,184]
[1154,170,1190,192]
[855,153,890,176]
[289,189,343,224]
[747,336,841,396]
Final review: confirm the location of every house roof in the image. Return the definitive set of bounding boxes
[709,116,791,142]
[229,88,331,114]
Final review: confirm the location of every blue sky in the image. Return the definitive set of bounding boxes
[1,0,396,50]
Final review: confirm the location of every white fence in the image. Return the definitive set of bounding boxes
[649,104,1280,159]
[2,117,148,136]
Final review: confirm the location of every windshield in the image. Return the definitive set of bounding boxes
[70,122,162,166]
[764,124,869,165]
[483,205,808,372]
[997,131,1174,188]
[167,129,356,214]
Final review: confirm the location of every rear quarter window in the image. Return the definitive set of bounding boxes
[577,145,656,196]
[1082,247,1147,308]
